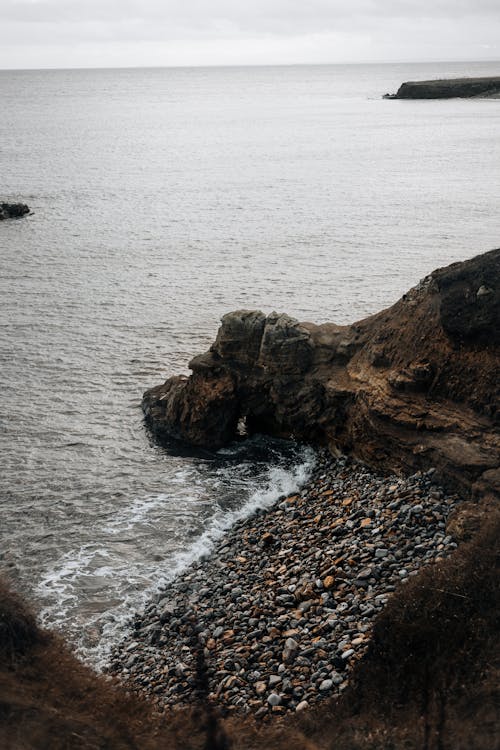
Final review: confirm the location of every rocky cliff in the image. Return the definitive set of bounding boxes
[144,249,500,501]
[387,76,500,99]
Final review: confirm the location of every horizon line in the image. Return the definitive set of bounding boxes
[1,57,500,74]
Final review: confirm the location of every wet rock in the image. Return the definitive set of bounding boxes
[0,202,30,220]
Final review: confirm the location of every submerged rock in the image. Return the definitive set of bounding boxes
[143,249,500,502]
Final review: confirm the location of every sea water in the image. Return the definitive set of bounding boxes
[1,60,499,665]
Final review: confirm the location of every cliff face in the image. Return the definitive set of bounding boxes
[388,76,500,99]
[144,249,500,500]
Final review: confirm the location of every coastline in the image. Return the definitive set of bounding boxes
[385,75,500,99]
[1,457,497,749]
[1,59,499,747]
[1,239,498,744]
[108,449,461,717]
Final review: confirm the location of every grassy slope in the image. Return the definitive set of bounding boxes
[0,514,498,750]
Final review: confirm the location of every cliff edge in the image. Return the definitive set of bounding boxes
[144,249,500,501]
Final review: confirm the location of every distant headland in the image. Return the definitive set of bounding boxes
[385,75,500,99]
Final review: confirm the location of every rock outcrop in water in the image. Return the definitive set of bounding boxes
[386,76,500,99]
[144,249,500,501]
[0,202,30,220]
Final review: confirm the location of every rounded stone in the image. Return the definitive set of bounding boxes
[267,693,282,707]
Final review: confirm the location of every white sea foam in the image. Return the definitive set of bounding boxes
[35,445,316,668]
[101,492,175,535]
[37,547,99,626]
[157,449,316,583]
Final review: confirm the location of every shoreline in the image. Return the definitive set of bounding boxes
[108,449,461,717]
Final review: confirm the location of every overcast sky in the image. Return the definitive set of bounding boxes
[1,0,499,70]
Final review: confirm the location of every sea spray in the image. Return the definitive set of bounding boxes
[35,439,316,667]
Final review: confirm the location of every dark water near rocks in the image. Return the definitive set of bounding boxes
[1,60,499,665]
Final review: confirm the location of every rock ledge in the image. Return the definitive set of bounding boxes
[144,249,500,501]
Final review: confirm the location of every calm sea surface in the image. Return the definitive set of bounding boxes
[1,61,499,664]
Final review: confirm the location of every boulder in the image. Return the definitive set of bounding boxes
[0,202,30,220]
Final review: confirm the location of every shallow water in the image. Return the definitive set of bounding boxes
[1,60,499,665]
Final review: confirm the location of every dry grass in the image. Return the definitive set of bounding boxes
[0,584,43,663]
[0,513,498,749]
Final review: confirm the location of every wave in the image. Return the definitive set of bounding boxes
[35,440,316,668]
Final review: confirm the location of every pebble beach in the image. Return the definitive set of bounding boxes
[108,450,461,717]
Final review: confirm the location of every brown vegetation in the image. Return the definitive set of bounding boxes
[0,581,173,749]
[1,511,498,749]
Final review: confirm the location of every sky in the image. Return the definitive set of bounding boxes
[0,0,499,70]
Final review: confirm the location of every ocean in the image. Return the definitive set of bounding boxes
[1,60,499,665]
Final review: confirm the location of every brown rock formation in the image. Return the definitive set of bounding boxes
[143,249,500,500]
